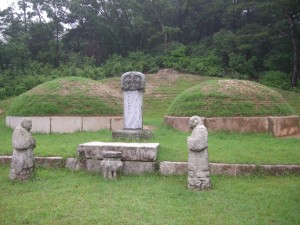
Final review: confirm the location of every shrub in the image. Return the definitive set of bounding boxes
[186,55,224,77]
[259,71,290,90]
[229,53,254,76]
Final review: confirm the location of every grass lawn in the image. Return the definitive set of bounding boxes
[0,74,300,225]
[1,116,300,164]
[0,166,299,225]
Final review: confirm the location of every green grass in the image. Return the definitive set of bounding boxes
[1,74,300,224]
[7,77,122,116]
[1,117,300,164]
[0,166,299,225]
[143,73,209,118]
[167,79,296,117]
[278,88,300,116]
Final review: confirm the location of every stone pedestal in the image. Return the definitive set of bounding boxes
[75,142,159,175]
[188,150,211,190]
[112,129,152,140]
[101,151,123,179]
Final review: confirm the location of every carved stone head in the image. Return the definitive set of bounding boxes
[189,116,203,129]
[121,71,145,91]
[21,118,32,131]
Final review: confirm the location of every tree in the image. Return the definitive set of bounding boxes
[31,0,69,67]
[280,0,300,87]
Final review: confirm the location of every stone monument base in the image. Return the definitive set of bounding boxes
[112,129,153,140]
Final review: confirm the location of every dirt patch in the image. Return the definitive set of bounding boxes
[158,68,180,74]
[59,80,122,100]
[280,132,300,138]
[0,109,3,114]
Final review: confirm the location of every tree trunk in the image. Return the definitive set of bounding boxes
[285,10,299,87]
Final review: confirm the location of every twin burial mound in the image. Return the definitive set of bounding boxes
[7,77,123,116]
[7,75,295,117]
[167,79,295,117]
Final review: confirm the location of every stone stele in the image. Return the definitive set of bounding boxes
[9,118,36,181]
[112,71,152,139]
[187,116,211,190]
[121,71,145,129]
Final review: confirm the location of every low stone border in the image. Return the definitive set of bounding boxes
[6,116,123,133]
[164,115,300,137]
[0,156,65,168]
[1,156,299,176]
[159,161,300,176]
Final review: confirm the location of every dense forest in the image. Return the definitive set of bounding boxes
[0,0,299,100]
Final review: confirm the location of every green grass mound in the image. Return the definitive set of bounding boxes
[7,77,123,116]
[167,79,295,117]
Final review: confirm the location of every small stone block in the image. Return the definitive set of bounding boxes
[0,156,12,165]
[160,161,188,175]
[123,161,156,174]
[259,164,300,175]
[35,157,65,168]
[210,163,258,176]
[65,158,82,171]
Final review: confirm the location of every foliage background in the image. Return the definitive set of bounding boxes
[0,0,299,100]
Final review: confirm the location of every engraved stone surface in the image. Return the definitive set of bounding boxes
[123,90,143,129]
[77,142,159,162]
[121,72,145,130]
[9,118,36,181]
[187,116,211,190]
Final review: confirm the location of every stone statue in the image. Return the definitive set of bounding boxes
[187,116,211,190]
[9,118,36,181]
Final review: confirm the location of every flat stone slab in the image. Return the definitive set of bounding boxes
[77,142,159,162]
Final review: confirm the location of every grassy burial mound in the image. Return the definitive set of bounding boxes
[7,77,123,116]
[167,79,295,117]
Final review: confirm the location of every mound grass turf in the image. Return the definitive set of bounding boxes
[7,77,122,116]
[167,79,295,117]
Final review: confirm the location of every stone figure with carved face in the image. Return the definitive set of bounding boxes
[187,116,211,190]
[9,118,36,181]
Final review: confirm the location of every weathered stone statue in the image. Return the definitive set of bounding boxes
[187,116,211,190]
[101,151,123,179]
[9,118,36,181]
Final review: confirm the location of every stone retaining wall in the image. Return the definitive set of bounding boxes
[159,161,300,176]
[1,156,299,176]
[6,116,123,133]
[164,115,299,137]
